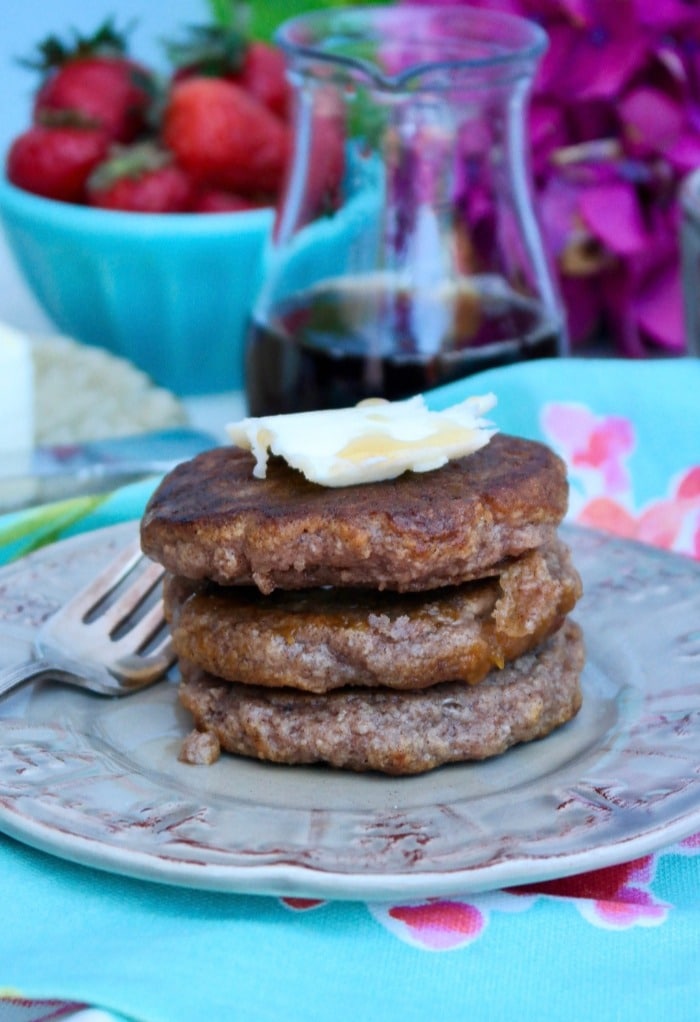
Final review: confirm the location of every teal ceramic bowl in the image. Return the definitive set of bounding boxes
[0,177,274,396]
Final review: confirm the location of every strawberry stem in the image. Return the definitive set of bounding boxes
[88,142,174,190]
[164,24,247,76]
[19,17,133,72]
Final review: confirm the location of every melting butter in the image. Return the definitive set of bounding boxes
[226,394,497,487]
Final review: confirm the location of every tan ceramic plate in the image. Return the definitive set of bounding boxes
[0,522,699,901]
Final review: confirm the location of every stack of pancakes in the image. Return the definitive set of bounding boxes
[140,432,584,775]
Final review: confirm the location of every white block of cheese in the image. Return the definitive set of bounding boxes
[0,321,34,476]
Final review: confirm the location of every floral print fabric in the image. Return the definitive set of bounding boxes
[1,358,699,1022]
[365,383,700,950]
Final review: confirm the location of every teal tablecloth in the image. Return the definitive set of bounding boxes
[1,358,699,1022]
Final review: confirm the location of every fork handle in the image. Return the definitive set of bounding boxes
[0,659,53,699]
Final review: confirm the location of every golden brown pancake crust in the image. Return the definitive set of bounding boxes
[178,621,584,775]
[164,541,582,693]
[141,433,569,592]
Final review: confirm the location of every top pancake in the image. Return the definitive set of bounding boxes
[140,432,568,593]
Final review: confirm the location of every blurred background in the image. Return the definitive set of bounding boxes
[2,0,697,363]
[0,0,202,333]
[0,0,388,339]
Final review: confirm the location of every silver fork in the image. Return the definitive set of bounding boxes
[0,538,175,698]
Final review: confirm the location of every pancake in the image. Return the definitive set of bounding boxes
[141,432,568,593]
[164,540,582,693]
[178,620,584,774]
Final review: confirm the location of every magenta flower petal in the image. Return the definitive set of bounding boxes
[560,274,604,343]
[635,0,696,32]
[619,87,683,157]
[535,22,579,95]
[633,262,685,351]
[570,34,651,101]
[665,127,700,173]
[529,99,569,174]
[403,0,692,356]
[537,172,589,255]
[579,182,648,256]
[542,1,654,100]
[518,0,576,19]
[559,0,591,20]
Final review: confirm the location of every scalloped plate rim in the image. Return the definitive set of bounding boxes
[0,521,698,901]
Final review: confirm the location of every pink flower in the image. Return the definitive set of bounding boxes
[541,403,635,493]
[535,1,652,103]
[679,831,700,853]
[540,402,700,555]
[405,0,699,355]
[368,897,496,950]
[508,856,669,928]
[576,473,700,557]
[387,900,486,949]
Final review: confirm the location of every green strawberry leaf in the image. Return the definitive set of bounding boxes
[19,17,132,72]
[164,22,247,76]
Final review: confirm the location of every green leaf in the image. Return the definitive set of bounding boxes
[245,0,387,42]
[205,0,241,29]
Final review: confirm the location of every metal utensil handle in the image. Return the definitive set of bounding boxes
[0,659,53,698]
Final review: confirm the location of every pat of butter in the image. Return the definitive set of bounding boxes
[226,394,497,487]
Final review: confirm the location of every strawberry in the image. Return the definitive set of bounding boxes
[162,76,290,196]
[164,25,290,120]
[165,23,247,82]
[191,189,264,213]
[7,124,110,202]
[86,143,194,212]
[26,21,154,143]
[236,42,290,121]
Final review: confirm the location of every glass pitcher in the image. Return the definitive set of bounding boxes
[245,5,566,415]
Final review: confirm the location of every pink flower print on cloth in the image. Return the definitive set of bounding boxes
[280,897,325,912]
[576,477,700,557]
[540,403,700,558]
[507,856,669,930]
[369,859,668,950]
[541,402,635,507]
[368,891,532,951]
[675,831,700,856]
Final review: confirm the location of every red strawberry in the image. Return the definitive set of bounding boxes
[234,42,290,121]
[86,144,194,212]
[164,26,290,120]
[191,189,264,213]
[35,58,153,143]
[7,124,109,202]
[27,21,154,143]
[162,76,290,196]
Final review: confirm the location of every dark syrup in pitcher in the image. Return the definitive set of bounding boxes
[246,275,563,415]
